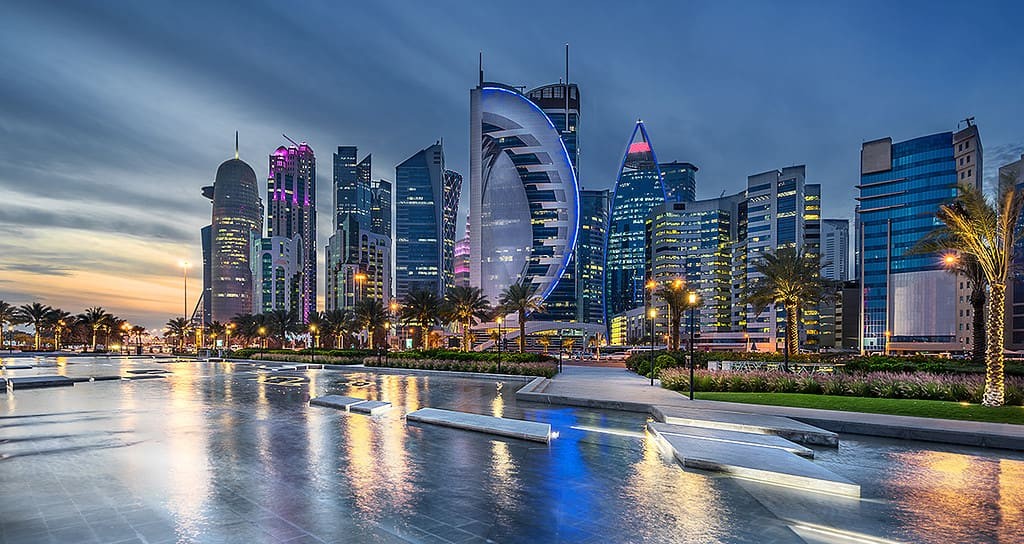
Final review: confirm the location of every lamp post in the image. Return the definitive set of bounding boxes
[649,307,657,386]
[688,291,698,401]
[744,332,750,353]
[389,301,399,353]
[309,324,318,365]
[645,279,657,386]
[225,323,234,356]
[496,317,504,374]
[384,321,390,366]
[258,326,266,359]
[943,253,960,353]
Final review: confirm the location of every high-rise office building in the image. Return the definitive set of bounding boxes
[1001,154,1024,348]
[370,178,392,238]
[253,236,302,315]
[332,146,367,231]
[821,219,850,281]
[396,142,455,300]
[576,189,609,324]
[605,120,665,318]
[469,80,579,310]
[204,143,263,323]
[660,161,698,203]
[267,140,316,322]
[199,223,212,326]
[442,170,463,293]
[858,123,981,353]
[454,223,471,289]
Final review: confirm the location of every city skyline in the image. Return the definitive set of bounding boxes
[2,1,1024,328]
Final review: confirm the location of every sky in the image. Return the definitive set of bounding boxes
[1,0,1023,329]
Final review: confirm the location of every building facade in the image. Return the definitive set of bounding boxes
[605,121,666,319]
[325,218,391,312]
[576,189,609,324]
[469,82,579,311]
[857,124,981,353]
[206,153,263,323]
[253,236,302,315]
[821,219,850,282]
[1001,154,1024,348]
[396,142,453,300]
[442,169,463,293]
[660,161,698,203]
[267,141,316,322]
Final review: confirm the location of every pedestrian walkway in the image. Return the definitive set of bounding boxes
[516,365,1024,450]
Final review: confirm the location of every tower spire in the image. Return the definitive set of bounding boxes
[234,131,239,159]
[479,51,484,86]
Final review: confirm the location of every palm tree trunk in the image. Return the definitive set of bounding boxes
[971,290,986,364]
[518,310,526,353]
[784,303,798,371]
[463,319,471,352]
[671,309,681,351]
[983,283,1006,406]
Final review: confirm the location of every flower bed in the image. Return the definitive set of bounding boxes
[364,357,557,378]
[659,368,1024,406]
[388,349,553,364]
[231,351,365,365]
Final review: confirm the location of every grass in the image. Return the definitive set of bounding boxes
[694,391,1024,425]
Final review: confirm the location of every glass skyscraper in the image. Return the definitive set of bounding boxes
[858,124,981,353]
[396,142,458,300]
[267,141,316,322]
[576,189,609,324]
[206,152,263,323]
[469,82,579,309]
[605,120,665,318]
[659,161,698,203]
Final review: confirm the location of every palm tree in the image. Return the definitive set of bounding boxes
[268,309,299,348]
[46,310,73,351]
[654,279,698,351]
[537,335,552,354]
[130,325,146,353]
[322,309,355,348]
[401,290,442,349]
[563,337,576,357]
[442,286,492,351]
[0,301,14,348]
[207,321,226,348]
[165,317,191,351]
[355,299,388,349]
[499,281,545,353]
[920,180,1024,406]
[15,303,55,351]
[79,307,112,352]
[743,248,830,370]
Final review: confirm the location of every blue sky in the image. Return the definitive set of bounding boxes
[1,0,1022,327]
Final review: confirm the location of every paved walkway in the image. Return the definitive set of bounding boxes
[517,365,1024,450]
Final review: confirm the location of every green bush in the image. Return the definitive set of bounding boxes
[364,357,556,378]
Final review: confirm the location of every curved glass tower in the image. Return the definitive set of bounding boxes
[605,121,666,318]
[210,157,263,322]
[470,83,580,307]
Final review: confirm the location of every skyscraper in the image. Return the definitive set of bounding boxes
[205,142,263,323]
[1003,154,1024,348]
[370,178,392,238]
[469,81,579,308]
[253,236,302,315]
[442,169,463,293]
[267,140,316,322]
[821,219,850,281]
[396,142,455,300]
[605,120,665,318]
[659,161,698,203]
[858,123,981,353]
[454,223,471,289]
[332,146,370,231]
[576,189,609,323]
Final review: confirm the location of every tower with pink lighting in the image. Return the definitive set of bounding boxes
[267,138,317,323]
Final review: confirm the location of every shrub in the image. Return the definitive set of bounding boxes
[364,357,556,378]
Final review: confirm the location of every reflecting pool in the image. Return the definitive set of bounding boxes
[1,357,1022,543]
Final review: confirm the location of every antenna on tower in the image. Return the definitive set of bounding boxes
[564,43,570,135]
[479,51,484,86]
[959,116,975,129]
[282,133,299,147]
[234,131,239,159]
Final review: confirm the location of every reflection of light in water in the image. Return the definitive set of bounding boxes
[489,440,520,523]
[888,450,1024,543]
[491,392,504,419]
[163,364,211,540]
[620,428,721,541]
[404,376,419,412]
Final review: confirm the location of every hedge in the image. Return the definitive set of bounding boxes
[364,357,557,378]
[660,368,1024,406]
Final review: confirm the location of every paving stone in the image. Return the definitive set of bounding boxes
[406,407,551,443]
[648,422,814,458]
[349,400,391,415]
[648,425,860,497]
[7,376,74,390]
[652,405,838,446]
[309,395,368,411]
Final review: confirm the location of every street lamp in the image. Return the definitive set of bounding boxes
[496,316,504,374]
[258,326,267,359]
[688,291,699,401]
[649,307,658,386]
[645,279,657,385]
[384,321,390,365]
[309,324,318,364]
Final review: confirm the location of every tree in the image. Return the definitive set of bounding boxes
[442,286,492,351]
[562,337,576,355]
[537,335,552,354]
[921,180,1024,406]
[268,309,300,348]
[499,281,545,353]
[130,325,146,352]
[401,290,441,349]
[165,317,191,351]
[207,321,226,348]
[654,279,698,351]
[355,299,388,349]
[322,309,359,349]
[46,309,73,351]
[743,248,830,370]
[78,307,112,352]
[15,302,55,351]
[0,301,14,348]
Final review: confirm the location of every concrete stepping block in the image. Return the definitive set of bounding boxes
[652,405,838,446]
[6,375,74,390]
[649,422,814,458]
[406,407,551,443]
[310,395,370,411]
[1,364,33,370]
[350,400,392,415]
[648,425,860,497]
[68,376,122,383]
